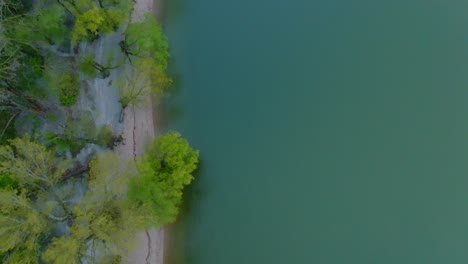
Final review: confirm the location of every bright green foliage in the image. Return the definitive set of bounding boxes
[42,236,81,264]
[122,13,170,69]
[57,73,80,106]
[72,8,104,44]
[3,247,38,264]
[0,135,72,189]
[0,135,73,261]
[129,132,199,225]
[72,7,125,44]
[0,190,49,255]
[103,9,126,31]
[0,140,144,262]
[65,152,143,258]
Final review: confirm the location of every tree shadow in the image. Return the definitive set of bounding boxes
[178,157,205,218]
[160,0,185,25]
[164,158,205,264]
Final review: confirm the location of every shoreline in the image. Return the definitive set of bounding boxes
[115,0,168,263]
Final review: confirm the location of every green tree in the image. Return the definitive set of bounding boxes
[42,236,81,264]
[71,7,125,44]
[32,4,69,47]
[79,54,121,79]
[128,132,199,225]
[0,18,46,113]
[44,152,143,263]
[0,139,145,263]
[118,58,172,109]
[120,13,169,69]
[0,135,74,262]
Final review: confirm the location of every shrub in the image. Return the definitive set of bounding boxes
[58,73,80,106]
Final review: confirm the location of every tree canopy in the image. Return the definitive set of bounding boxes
[0,0,197,262]
[121,13,169,69]
[129,132,199,225]
[0,135,72,262]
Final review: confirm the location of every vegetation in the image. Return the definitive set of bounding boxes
[57,73,80,106]
[0,135,72,261]
[79,54,121,79]
[129,132,199,225]
[72,7,126,44]
[42,152,142,263]
[0,110,17,145]
[0,133,197,263]
[0,0,198,262]
[120,13,169,68]
[116,13,172,108]
[118,58,172,108]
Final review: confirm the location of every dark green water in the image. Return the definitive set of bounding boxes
[162,1,468,263]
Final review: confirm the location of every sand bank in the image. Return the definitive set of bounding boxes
[114,0,166,263]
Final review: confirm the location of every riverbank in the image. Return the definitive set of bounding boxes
[114,0,166,263]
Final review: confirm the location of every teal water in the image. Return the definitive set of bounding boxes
[162,1,468,263]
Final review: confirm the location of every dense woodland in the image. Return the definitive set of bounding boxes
[0,0,198,263]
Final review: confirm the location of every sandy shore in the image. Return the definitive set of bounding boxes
[113,0,165,263]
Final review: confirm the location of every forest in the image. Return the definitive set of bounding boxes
[0,0,198,263]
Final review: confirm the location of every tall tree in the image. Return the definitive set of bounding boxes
[0,135,73,263]
[71,7,125,44]
[0,14,47,113]
[43,152,144,263]
[117,57,172,109]
[128,132,199,226]
[120,13,169,69]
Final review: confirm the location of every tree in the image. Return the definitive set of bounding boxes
[79,54,121,79]
[120,13,169,69]
[117,58,172,109]
[42,236,81,264]
[0,139,145,263]
[0,135,73,262]
[0,16,46,113]
[128,132,199,225]
[32,4,69,47]
[44,152,144,263]
[71,7,125,44]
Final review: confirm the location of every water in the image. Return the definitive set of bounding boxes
[162,0,468,263]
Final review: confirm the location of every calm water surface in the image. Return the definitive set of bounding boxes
[162,0,468,263]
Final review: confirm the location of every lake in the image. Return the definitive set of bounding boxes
[162,0,468,263]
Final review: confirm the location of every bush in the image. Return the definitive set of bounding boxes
[96,125,113,147]
[58,73,80,106]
